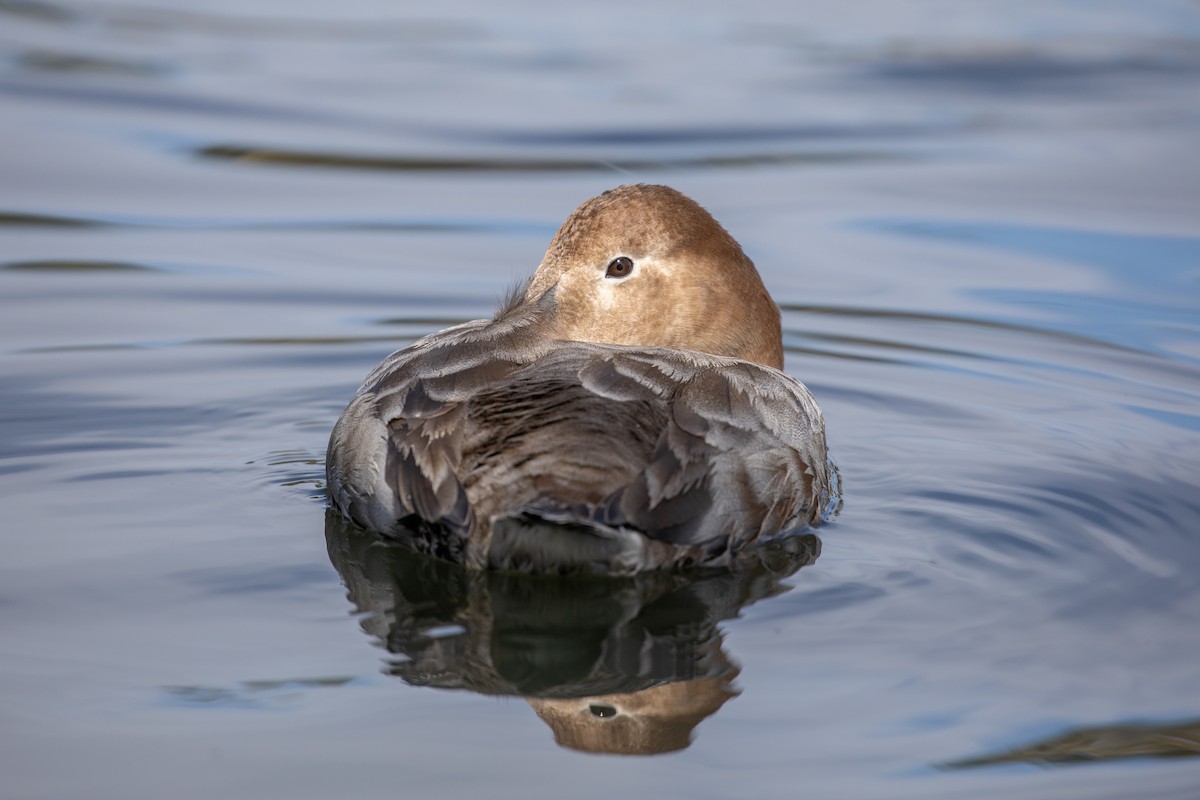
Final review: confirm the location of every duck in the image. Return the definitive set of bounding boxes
[326,184,837,574]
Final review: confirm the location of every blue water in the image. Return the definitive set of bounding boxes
[2,2,1199,798]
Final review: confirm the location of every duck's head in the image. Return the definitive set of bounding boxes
[524,184,784,370]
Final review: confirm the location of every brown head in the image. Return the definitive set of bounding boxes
[524,184,784,369]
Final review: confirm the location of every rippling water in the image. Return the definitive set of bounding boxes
[2,1,1200,798]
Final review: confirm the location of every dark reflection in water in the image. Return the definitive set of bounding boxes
[325,511,820,755]
[17,50,165,76]
[0,0,74,24]
[0,0,479,41]
[2,259,156,272]
[485,121,946,147]
[0,209,553,234]
[0,211,107,228]
[943,718,1200,768]
[197,144,906,174]
[163,676,356,710]
[859,42,1200,93]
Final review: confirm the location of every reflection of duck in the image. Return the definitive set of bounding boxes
[325,511,820,754]
[327,184,838,574]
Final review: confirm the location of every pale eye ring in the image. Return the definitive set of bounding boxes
[605,256,634,279]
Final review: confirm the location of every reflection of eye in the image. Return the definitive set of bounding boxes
[589,704,618,718]
[605,257,634,279]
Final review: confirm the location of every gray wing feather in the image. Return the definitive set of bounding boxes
[587,352,828,556]
[329,311,831,569]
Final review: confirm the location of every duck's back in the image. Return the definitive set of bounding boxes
[327,305,834,574]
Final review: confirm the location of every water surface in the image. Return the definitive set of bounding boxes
[2,2,1200,798]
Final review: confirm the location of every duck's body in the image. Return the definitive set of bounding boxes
[327,185,837,574]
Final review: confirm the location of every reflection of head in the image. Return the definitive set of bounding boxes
[528,674,740,756]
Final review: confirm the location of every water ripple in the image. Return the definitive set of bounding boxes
[0,208,551,234]
[196,143,912,174]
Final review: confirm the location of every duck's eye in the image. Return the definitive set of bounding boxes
[605,256,634,279]
[589,704,618,718]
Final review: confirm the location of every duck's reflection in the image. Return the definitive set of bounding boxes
[325,511,819,755]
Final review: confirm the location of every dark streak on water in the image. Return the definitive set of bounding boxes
[196,143,912,174]
[3,259,157,272]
